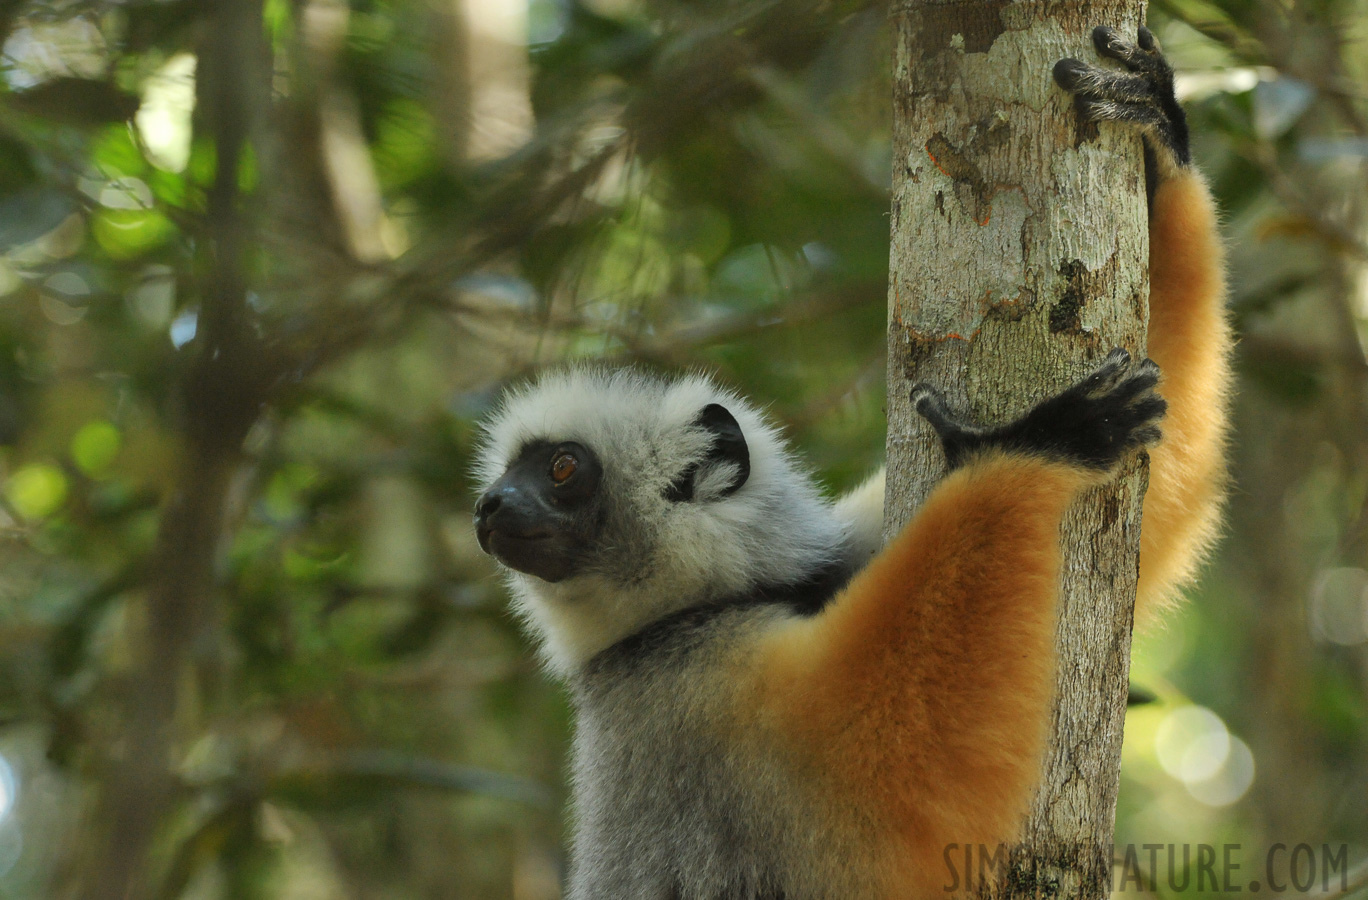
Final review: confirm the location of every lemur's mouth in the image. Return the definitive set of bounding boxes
[478,528,576,583]
[477,525,552,555]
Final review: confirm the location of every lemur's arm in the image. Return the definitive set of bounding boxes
[836,29,1232,617]
[753,352,1164,897]
[1054,26,1233,619]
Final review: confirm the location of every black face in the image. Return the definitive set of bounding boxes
[474,441,604,583]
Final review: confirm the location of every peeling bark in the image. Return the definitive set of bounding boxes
[886,1,1149,897]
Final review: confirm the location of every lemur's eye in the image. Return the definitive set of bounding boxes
[550,452,579,484]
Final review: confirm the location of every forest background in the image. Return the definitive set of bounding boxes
[0,0,1365,897]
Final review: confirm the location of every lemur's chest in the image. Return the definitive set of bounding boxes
[564,611,882,900]
[572,629,771,831]
[568,662,800,898]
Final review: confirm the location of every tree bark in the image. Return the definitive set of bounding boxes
[885,2,1149,897]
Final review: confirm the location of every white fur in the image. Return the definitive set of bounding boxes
[833,467,886,566]
[474,367,864,676]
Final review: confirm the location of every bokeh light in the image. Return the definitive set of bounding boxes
[1155,705,1256,807]
[1310,567,1368,646]
[0,753,16,824]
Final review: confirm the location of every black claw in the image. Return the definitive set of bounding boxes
[1103,347,1132,366]
[1138,26,1158,52]
[1092,25,1122,55]
[1091,24,1158,72]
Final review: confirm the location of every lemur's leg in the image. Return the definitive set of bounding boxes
[1055,26,1233,619]
[754,352,1164,897]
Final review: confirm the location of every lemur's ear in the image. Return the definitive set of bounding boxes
[665,403,750,502]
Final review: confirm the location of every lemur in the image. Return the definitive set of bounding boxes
[472,27,1231,900]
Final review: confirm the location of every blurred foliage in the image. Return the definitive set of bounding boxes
[0,0,1362,897]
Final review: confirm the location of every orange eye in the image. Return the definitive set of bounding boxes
[550,452,578,484]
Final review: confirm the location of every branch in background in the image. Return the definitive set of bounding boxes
[785,352,884,431]
[153,797,255,900]
[75,1,273,897]
[745,65,888,192]
[269,748,556,810]
[304,0,390,263]
[1157,0,1368,133]
[274,0,894,379]
[153,749,552,900]
[1153,0,1265,62]
[612,284,878,364]
[451,279,880,370]
[275,137,627,381]
[1240,334,1368,375]
[1239,146,1368,266]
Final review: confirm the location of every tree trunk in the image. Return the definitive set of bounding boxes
[74,1,271,897]
[885,2,1149,897]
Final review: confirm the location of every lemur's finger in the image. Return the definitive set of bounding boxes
[1073,95,1172,134]
[1130,395,1168,425]
[1112,381,1162,416]
[1112,384,1168,443]
[1109,362,1163,406]
[1129,424,1164,448]
[1092,26,1146,69]
[1118,387,1168,423]
[1056,22,1190,184]
[912,384,983,468]
[1072,96,1188,169]
[910,384,955,434]
[1054,59,1156,105]
[1080,348,1132,396]
[1092,26,1167,76]
[1098,391,1167,458]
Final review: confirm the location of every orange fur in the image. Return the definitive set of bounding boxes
[734,170,1229,898]
[1138,170,1232,621]
[755,453,1092,899]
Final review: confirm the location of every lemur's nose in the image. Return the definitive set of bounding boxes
[474,491,502,524]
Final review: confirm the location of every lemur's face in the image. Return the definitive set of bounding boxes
[474,439,606,583]
[474,371,757,590]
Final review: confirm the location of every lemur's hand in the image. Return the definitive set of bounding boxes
[913,348,1166,472]
[1053,26,1190,186]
